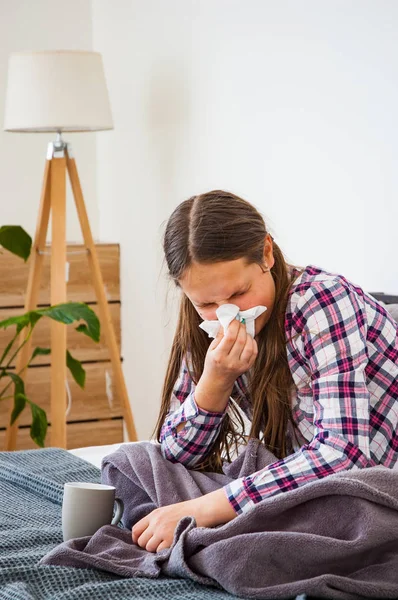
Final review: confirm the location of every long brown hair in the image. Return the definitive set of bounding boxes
[154,190,301,472]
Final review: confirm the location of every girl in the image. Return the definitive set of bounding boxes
[130,190,398,553]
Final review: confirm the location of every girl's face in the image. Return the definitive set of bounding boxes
[179,235,276,337]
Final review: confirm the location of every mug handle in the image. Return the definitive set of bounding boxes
[111,498,124,526]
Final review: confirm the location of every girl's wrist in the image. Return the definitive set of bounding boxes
[195,377,233,413]
[191,489,237,528]
[199,371,236,396]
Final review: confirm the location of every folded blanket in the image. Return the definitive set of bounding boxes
[41,440,398,600]
[1,448,245,600]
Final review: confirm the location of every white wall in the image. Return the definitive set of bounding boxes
[1,1,396,441]
[0,0,98,242]
[92,0,398,440]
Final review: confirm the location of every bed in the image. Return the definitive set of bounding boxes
[69,441,127,469]
[1,444,264,600]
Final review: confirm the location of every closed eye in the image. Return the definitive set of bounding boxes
[197,290,248,309]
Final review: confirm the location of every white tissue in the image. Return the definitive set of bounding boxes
[199,303,267,339]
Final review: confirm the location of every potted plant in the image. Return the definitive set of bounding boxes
[0,225,100,448]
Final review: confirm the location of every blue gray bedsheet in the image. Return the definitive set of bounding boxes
[0,448,307,600]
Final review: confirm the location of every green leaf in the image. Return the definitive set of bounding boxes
[6,371,25,395]
[11,393,27,425]
[0,371,25,403]
[0,313,30,331]
[75,324,93,338]
[0,333,18,366]
[0,226,32,262]
[31,347,51,362]
[66,350,86,388]
[0,311,42,333]
[29,402,48,448]
[0,303,100,343]
[37,303,100,343]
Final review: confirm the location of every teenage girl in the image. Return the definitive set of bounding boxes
[131,190,398,553]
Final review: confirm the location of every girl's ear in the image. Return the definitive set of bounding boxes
[263,234,275,270]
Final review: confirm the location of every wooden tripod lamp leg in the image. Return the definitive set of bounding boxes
[50,157,67,448]
[4,160,52,451]
[66,152,138,442]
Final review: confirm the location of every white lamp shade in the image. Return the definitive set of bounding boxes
[4,50,114,132]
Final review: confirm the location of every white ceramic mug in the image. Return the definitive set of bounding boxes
[62,482,124,542]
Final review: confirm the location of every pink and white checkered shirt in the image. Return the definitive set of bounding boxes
[160,265,398,515]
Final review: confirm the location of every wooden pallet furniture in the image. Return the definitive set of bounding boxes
[0,243,129,450]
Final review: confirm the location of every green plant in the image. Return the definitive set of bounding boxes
[0,226,100,447]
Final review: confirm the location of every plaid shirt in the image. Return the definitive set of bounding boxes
[160,265,398,515]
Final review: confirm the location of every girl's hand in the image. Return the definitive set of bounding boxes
[132,490,237,553]
[203,319,258,388]
[132,501,195,553]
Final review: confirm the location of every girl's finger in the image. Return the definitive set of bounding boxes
[145,534,162,553]
[209,326,224,350]
[228,321,248,360]
[132,517,149,544]
[157,540,170,553]
[215,319,241,355]
[136,527,154,549]
[246,337,259,370]
[239,332,255,363]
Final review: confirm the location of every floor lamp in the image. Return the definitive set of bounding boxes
[3,50,138,450]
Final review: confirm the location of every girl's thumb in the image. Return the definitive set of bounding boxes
[210,325,223,349]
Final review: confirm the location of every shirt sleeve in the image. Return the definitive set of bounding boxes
[160,356,228,467]
[224,279,372,515]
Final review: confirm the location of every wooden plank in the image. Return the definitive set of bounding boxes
[0,303,121,366]
[0,243,120,307]
[0,418,124,450]
[0,362,123,427]
[50,156,68,448]
[4,160,52,451]
[67,154,137,444]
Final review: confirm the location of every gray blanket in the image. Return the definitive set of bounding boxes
[41,440,398,599]
[1,448,247,600]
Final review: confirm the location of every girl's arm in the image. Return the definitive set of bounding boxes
[159,356,231,467]
[132,487,237,552]
[161,320,256,468]
[223,280,395,516]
